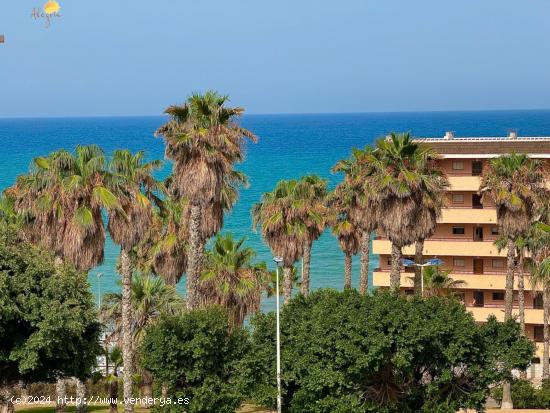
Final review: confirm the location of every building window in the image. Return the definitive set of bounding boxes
[452,161,464,170]
[404,289,414,296]
[534,326,544,342]
[492,291,505,301]
[387,257,392,266]
[492,259,504,269]
[453,258,465,267]
[534,293,544,309]
[453,226,465,235]
[491,227,499,236]
[452,194,465,204]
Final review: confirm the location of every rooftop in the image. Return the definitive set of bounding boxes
[412,132,550,157]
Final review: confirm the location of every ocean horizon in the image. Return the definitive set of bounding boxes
[2,109,550,312]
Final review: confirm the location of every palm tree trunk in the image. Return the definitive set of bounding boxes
[75,379,87,413]
[543,287,550,380]
[109,372,118,413]
[414,239,424,294]
[300,241,312,296]
[283,266,292,304]
[359,232,370,294]
[344,252,352,290]
[139,370,153,408]
[0,383,14,413]
[504,239,515,321]
[501,381,513,409]
[389,243,402,291]
[120,248,134,413]
[517,252,525,335]
[187,204,203,309]
[55,379,66,413]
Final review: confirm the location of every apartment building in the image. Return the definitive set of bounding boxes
[372,133,550,361]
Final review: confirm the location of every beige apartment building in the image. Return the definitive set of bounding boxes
[372,133,550,361]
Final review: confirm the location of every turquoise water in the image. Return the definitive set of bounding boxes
[2,110,550,311]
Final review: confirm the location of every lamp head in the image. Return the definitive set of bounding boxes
[273,256,284,266]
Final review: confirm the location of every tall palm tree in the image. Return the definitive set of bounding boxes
[363,133,445,290]
[101,274,184,403]
[295,175,328,296]
[107,149,161,413]
[333,147,378,294]
[252,179,310,303]
[327,189,362,290]
[408,266,465,297]
[480,154,546,320]
[155,91,257,309]
[8,146,121,413]
[480,153,546,409]
[197,233,269,327]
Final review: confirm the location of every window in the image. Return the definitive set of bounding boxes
[387,257,392,266]
[492,259,504,269]
[472,160,483,176]
[452,161,464,170]
[404,289,414,296]
[453,226,465,235]
[491,227,499,236]
[472,194,483,209]
[534,326,544,342]
[452,194,464,204]
[492,292,505,301]
[534,293,544,309]
[453,258,465,267]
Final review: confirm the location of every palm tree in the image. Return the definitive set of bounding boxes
[408,266,465,297]
[480,153,547,409]
[107,149,161,413]
[327,189,362,290]
[8,146,121,413]
[101,274,184,403]
[295,176,328,296]
[480,154,546,320]
[105,346,123,413]
[155,91,257,309]
[197,233,270,327]
[363,133,445,290]
[252,180,310,303]
[332,148,378,294]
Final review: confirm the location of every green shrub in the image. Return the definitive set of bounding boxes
[492,379,550,409]
[139,307,249,413]
[239,289,534,413]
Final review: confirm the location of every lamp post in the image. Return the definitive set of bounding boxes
[96,272,103,308]
[400,258,444,296]
[273,256,284,413]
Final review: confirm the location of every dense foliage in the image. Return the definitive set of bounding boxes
[139,307,249,413]
[492,379,550,409]
[0,225,101,385]
[239,289,534,413]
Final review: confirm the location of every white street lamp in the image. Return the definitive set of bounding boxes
[400,258,444,296]
[273,256,284,413]
[96,272,103,308]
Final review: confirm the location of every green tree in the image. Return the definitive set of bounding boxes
[155,91,257,309]
[139,307,249,413]
[252,180,308,303]
[0,225,101,413]
[408,265,464,297]
[197,233,269,327]
[240,290,533,413]
[362,133,447,290]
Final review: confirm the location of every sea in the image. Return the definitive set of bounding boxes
[2,110,550,312]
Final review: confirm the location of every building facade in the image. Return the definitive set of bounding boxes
[372,133,550,362]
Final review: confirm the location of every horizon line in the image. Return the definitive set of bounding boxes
[2,107,550,121]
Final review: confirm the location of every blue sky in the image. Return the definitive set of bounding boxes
[1,0,550,117]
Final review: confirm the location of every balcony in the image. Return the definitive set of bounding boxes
[439,208,497,224]
[467,306,543,324]
[372,239,506,257]
[448,176,481,191]
[373,271,536,290]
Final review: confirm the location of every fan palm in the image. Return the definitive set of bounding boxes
[332,147,378,294]
[327,189,362,290]
[408,266,465,297]
[480,154,546,321]
[252,179,310,303]
[197,233,269,327]
[107,149,161,413]
[363,133,445,290]
[295,175,328,295]
[155,91,257,309]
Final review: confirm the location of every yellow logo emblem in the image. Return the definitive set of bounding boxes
[43,1,60,14]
